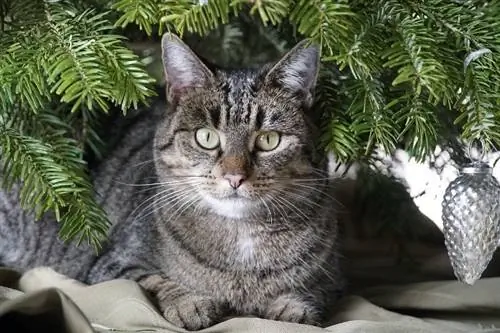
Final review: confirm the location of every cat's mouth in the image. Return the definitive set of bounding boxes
[202,193,258,219]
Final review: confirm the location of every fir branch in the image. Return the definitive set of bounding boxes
[90,35,156,111]
[316,66,362,161]
[332,9,387,80]
[382,15,449,103]
[403,0,500,51]
[231,0,291,26]
[113,0,160,35]
[44,7,156,112]
[46,12,115,113]
[0,127,110,249]
[0,0,154,246]
[289,0,356,56]
[392,94,441,160]
[59,193,109,251]
[322,115,360,162]
[457,51,500,149]
[347,77,399,155]
[159,0,237,36]
[0,1,155,114]
[0,37,51,112]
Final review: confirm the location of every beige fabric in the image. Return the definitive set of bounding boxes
[1,267,500,333]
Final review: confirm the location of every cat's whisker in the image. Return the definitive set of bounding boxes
[305,243,341,278]
[134,184,170,195]
[285,184,332,200]
[273,188,323,210]
[114,178,202,187]
[133,186,197,222]
[115,179,201,197]
[129,157,162,170]
[135,184,194,209]
[131,181,199,194]
[294,251,339,286]
[191,199,206,218]
[264,193,290,223]
[284,178,332,182]
[136,191,195,224]
[286,182,343,207]
[169,195,203,225]
[310,166,333,175]
[269,194,312,224]
[131,188,174,220]
[157,190,202,225]
[152,188,196,214]
[257,195,274,224]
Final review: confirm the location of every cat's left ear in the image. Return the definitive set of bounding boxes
[161,33,214,101]
[265,40,320,99]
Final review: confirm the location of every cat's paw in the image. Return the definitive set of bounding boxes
[264,294,320,325]
[160,294,223,331]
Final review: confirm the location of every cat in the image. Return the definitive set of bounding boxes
[0,33,342,330]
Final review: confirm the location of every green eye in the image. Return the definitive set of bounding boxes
[195,128,220,150]
[255,131,280,151]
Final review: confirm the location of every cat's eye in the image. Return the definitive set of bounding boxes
[255,131,280,151]
[195,128,220,150]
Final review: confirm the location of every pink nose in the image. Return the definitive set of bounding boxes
[223,174,246,189]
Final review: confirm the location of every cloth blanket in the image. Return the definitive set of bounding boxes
[1,267,500,333]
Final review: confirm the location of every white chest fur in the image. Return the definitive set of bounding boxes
[236,234,255,263]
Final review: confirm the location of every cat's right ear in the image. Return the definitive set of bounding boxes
[161,33,214,101]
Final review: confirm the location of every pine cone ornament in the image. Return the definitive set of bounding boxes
[442,162,500,285]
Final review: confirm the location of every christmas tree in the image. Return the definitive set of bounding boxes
[1,0,499,248]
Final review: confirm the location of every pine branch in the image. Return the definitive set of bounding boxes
[91,35,156,111]
[403,0,500,51]
[347,77,399,155]
[316,66,362,161]
[44,7,156,112]
[332,8,387,79]
[322,115,360,162]
[457,51,500,149]
[0,127,110,249]
[0,0,155,246]
[113,0,160,35]
[382,15,450,103]
[0,36,51,112]
[289,0,356,56]
[1,2,155,114]
[231,0,291,26]
[392,94,441,160]
[159,0,237,36]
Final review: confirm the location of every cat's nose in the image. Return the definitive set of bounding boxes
[224,174,246,189]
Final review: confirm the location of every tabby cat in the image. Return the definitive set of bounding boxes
[0,33,342,330]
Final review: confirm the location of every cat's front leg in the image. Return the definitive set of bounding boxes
[140,274,225,331]
[264,293,321,325]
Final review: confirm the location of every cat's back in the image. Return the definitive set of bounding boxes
[0,102,164,280]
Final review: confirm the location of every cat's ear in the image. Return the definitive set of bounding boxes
[265,40,320,96]
[161,33,214,101]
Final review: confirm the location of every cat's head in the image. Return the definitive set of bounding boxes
[154,33,325,219]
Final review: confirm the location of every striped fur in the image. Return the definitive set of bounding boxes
[0,34,342,330]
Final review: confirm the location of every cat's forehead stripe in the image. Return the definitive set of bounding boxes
[218,70,260,128]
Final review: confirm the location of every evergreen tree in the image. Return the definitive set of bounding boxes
[1,0,499,247]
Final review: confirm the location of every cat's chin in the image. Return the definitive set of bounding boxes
[202,195,258,219]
